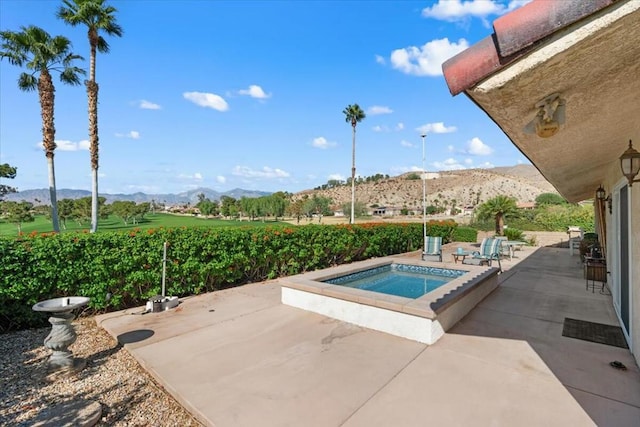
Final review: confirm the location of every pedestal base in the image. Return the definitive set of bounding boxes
[43,312,86,378]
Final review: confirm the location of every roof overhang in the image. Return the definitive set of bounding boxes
[443,0,640,202]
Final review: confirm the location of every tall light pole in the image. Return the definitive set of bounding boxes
[351,125,356,225]
[421,133,427,255]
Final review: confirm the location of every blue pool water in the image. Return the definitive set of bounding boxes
[324,264,467,299]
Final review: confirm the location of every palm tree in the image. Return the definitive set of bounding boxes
[58,0,123,233]
[342,103,366,224]
[1,26,85,232]
[476,195,520,236]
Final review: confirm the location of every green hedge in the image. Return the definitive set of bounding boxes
[0,222,458,332]
[452,226,477,242]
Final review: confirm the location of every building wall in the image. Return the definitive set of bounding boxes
[604,163,639,366]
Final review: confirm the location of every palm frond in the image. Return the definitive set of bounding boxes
[17,73,37,91]
[96,37,110,53]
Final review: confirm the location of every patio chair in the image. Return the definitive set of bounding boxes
[463,237,502,271]
[422,236,442,262]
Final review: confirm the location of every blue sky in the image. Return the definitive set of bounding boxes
[0,0,532,195]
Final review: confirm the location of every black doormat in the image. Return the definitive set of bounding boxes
[562,318,628,348]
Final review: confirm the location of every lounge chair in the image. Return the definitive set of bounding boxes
[463,237,502,271]
[422,236,442,262]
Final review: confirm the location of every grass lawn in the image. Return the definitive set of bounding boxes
[0,213,286,237]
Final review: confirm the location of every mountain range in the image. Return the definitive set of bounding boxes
[3,187,271,206]
[3,165,559,208]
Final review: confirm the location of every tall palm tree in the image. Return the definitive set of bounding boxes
[58,0,123,233]
[342,104,366,224]
[476,195,520,236]
[1,26,85,232]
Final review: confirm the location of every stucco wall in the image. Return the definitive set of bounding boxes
[604,162,638,366]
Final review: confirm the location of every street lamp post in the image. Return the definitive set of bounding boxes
[421,133,427,255]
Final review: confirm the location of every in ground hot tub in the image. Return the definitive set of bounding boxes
[280,256,499,344]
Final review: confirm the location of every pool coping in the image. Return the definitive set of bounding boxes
[280,256,500,344]
[279,256,499,320]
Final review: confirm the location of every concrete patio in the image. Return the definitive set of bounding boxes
[97,244,640,426]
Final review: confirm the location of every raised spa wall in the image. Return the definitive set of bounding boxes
[280,256,500,345]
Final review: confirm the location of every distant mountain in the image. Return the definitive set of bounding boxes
[293,165,559,209]
[3,165,558,209]
[4,187,272,206]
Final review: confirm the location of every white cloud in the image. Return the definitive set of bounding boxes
[416,122,457,134]
[375,54,386,65]
[238,84,271,99]
[328,173,345,181]
[466,137,494,155]
[367,105,393,115]
[372,125,389,132]
[422,0,503,20]
[53,139,90,151]
[232,166,290,179]
[115,130,140,139]
[183,91,229,111]
[464,158,473,165]
[400,140,415,148]
[432,158,466,170]
[396,122,404,131]
[139,100,161,110]
[421,0,530,22]
[177,172,203,182]
[477,161,495,168]
[311,137,337,149]
[216,175,226,184]
[390,38,469,76]
[447,145,455,152]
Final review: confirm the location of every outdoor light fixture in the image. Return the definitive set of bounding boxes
[596,185,612,214]
[619,139,640,186]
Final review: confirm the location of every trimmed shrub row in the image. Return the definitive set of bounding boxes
[452,226,477,243]
[0,221,456,332]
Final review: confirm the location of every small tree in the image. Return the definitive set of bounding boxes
[72,196,93,224]
[476,195,520,236]
[535,192,567,207]
[220,195,238,218]
[1,201,34,233]
[286,199,305,224]
[0,163,17,200]
[58,198,76,229]
[197,198,218,217]
[342,200,367,219]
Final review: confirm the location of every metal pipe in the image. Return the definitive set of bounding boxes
[421,134,427,254]
[162,241,167,297]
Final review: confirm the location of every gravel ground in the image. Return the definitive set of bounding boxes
[0,317,201,426]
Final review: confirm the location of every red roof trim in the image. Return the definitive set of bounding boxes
[494,0,616,57]
[442,0,618,96]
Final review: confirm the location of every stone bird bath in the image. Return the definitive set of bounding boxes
[33,296,90,375]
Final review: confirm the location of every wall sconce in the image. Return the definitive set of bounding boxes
[596,185,612,214]
[619,140,640,186]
